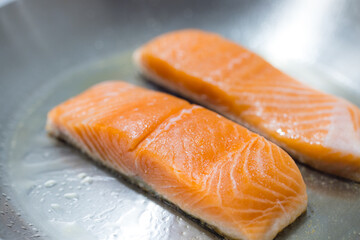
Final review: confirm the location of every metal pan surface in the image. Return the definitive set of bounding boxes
[1,0,360,239]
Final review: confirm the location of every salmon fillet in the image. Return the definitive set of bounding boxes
[134,29,360,182]
[46,81,307,240]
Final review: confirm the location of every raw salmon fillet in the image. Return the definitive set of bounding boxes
[134,29,360,181]
[46,81,307,240]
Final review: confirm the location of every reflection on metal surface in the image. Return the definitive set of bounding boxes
[1,0,360,239]
[261,0,345,63]
[0,0,14,7]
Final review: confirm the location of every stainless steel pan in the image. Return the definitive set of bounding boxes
[1,0,360,239]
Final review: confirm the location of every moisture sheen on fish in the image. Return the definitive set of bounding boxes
[134,29,360,182]
[46,81,307,240]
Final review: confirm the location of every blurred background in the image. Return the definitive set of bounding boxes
[1,0,360,239]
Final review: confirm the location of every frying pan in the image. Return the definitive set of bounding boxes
[1,0,360,239]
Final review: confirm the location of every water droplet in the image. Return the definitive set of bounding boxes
[64,192,78,200]
[77,172,87,179]
[276,128,286,136]
[44,180,57,188]
[81,176,93,185]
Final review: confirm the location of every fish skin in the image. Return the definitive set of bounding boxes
[46,81,307,240]
[134,29,360,182]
